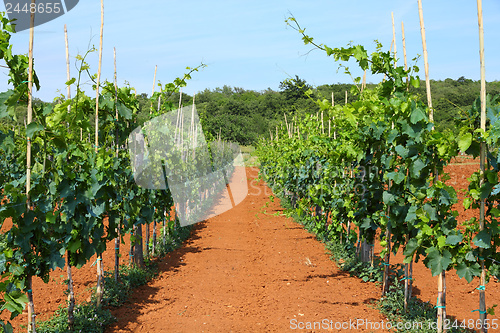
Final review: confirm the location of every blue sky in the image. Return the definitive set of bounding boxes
[1,0,499,102]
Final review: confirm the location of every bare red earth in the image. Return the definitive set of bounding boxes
[2,162,500,332]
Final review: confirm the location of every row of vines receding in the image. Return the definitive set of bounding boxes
[0,10,236,332]
[257,16,500,332]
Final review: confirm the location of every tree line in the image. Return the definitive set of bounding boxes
[5,76,500,146]
[188,76,500,145]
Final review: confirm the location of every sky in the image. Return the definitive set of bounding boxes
[0,0,499,102]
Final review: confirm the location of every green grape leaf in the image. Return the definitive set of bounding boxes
[403,237,418,257]
[410,76,420,88]
[445,233,463,245]
[383,191,397,205]
[491,207,500,217]
[67,239,81,253]
[410,107,426,124]
[473,230,491,249]
[465,251,477,262]
[426,247,452,276]
[456,262,481,283]
[117,101,132,119]
[458,133,472,152]
[437,235,446,248]
[46,212,56,224]
[48,252,65,270]
[395,145,409,159]
[0,90,15,118]
[26,123,44,138]
[0,322,14,333]
[463,197,472,210]
[411,158,425,176]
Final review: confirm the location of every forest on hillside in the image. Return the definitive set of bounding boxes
[188,76,500,145]
[173,76,500,145]
[5,76,500,146]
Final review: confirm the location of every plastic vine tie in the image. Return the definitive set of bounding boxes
[434,297,445,309]
[91,258,101,267]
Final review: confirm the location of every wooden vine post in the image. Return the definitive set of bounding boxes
[150,65,157,112]
[145,67,156,259]
[26,1,36,331]
[391,12,397,66]
[64,23,76,331]
[331,92,336,139]
[95,0,104,308]
[418,1,446,331]
[402,21,409,85]
[382,12,398,296]
[476,0,487,330]
[401,19,413,312]
[113,47,120,283]
[65,25,71,112]
[418,0,433,123]
[361,70,366,92]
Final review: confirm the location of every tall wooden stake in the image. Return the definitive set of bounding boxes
[95,0,104,309]
[331,92,336,140]
[191,94,196,154]
[321,111,324,135]
[391,12,397,67]
[477,0,487,330]
[150,65,157,113]
[64,25,71,111]
[113,47,120,283]
[146,66,158,259]
[95,0,103,150]
[26,0,35,240]
[418,0,433,124]
[361,70,366,92]
[382,188,392,296]
[401,19,413,312]
[26,3,36,331]
[419,1,444,330]
[402,21,409,84]
[401,21,410,90]
[64,23,76,331]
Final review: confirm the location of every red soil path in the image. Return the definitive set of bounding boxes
[3,163,500,332]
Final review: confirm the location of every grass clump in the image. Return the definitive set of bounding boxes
[33,223,192,333]
[377,279,471,333]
